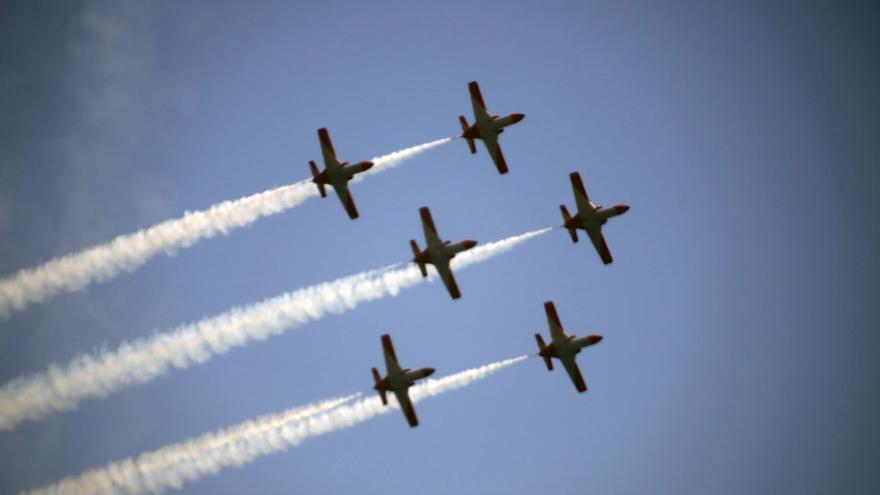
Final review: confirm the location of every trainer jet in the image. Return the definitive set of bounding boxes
[371,334,436,428]
[409,207,477,300]
[458,81,525,174]
[560,171,630,264]
[308,127,374,219]
[534,301,603,393]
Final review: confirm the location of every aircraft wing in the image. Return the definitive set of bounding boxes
[585,225,613,265]
[330,178,359,219]
[318,128,341,170]
[381,334,403,376]
[419,207,443,250]
[435,259,462,300]
[393,387,420,427]
[480,133,509,174]
[468,81,493,125]
[560,355,588,393]
[569,172,591,216]
[544,301,568,343]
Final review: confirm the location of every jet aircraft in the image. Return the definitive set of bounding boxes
[308,127,374,219]
[560,171,630,264]
[458,81,525,174]
[409,207,477,299]
[371,334,436,428]
[534,301,603,393]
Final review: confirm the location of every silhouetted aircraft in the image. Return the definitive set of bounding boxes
[458,81,525,174]
[309,127,373,219]
[410,207,477,299]
[371,334,435,427]
[534,301,603,393]
[560,171,630,264]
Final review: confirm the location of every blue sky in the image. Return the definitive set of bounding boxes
[1,1,878,493]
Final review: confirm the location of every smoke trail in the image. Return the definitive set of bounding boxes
[23,392,362,495]
[25,356,526,495]
[0,227,550,430]
[0,137,452,317]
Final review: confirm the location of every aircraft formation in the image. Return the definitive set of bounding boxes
[311,81,630,427]
[2,78,634,494]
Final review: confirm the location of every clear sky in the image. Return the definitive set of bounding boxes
[1,1,879,493]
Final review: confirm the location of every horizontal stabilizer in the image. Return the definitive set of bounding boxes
[459,116,477,154]
[410,240,428,277]
[371,367,387,405]
[309,161,326,198]
[535,333,553,370]
[560,205,578,242]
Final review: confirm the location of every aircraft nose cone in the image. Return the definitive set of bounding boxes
[362,161,374,170]
[422,367,436,377]
[616,205,630,214]
[590,335,604,345]
[463,240,478,249]
[512,113,525,122]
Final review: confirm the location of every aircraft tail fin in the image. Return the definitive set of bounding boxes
[371,367,388,405]
[459,116,476,154]
[535,334,553,371]
[560,205,578,243]
[410,239,428,277]
[309,160,326,198]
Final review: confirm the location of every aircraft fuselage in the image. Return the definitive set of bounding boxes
[462,113,525,141]
[542,334,603,361]
[313,160,374,186]
[374,367,435,391]
[566,204,630,231]
[416,240,477,268]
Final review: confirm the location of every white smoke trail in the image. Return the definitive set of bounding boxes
[22,392,362,495]
[0,137,452,317]
[0,227,550,430]
[25,356,527,495]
